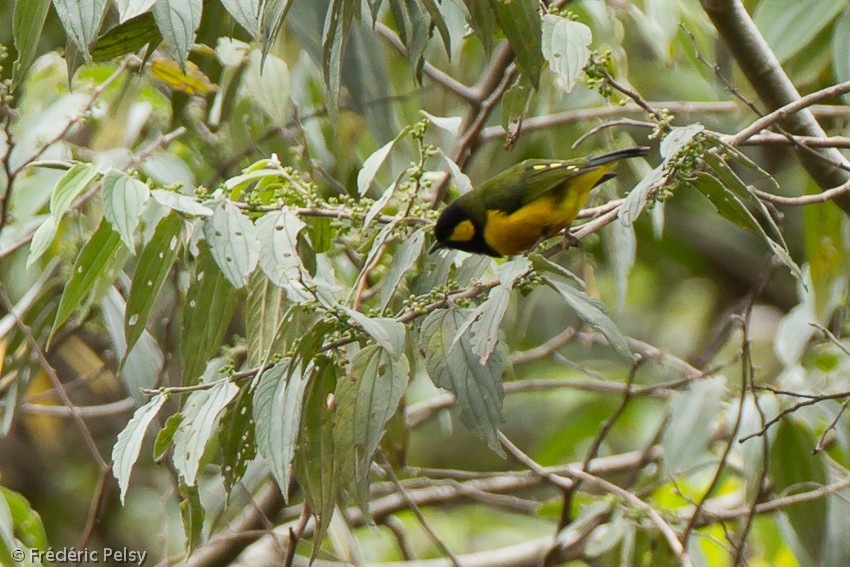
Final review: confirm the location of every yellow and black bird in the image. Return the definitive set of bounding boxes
[430,146,649,257]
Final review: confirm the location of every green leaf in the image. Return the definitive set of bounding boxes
[380,229,425,309]
[833,7,850,101]
[0,495,15,567]
[770,418,829,564]
[179,483,204,553]
[244,50,291,128]
[92,12,162,61]
[112,394,167,504]
[51,219,128,341]
[691,171,802,281]
[12,0,51,89]
[203,200,260,288]
[254,360,309,499]
[461,0,496,54]
[545,278,632,360]
[357,128,409,197]
[0,487,48,556]
[342,308,406,357]
[100,287,163,402]
[529,253,586,289]
[256,210,308,288]
[541,14,591,93]
[219,384,257,495]
[604,219,636,314]
[421,111,462,136]
[465,257,530,364]
[102,170,150,252]
[221,0,261,37]
[124,213,184,355]
[172,381,240,486]
[420,0,452,56]
[702,150,784,244]
[334,344,409,509]
[754,0,845,63]
[802,188,849,321]
[246,275,295,366]
[489,0,543,88]
[691,172,758,234]
[260,0,296,58]
[322,0,357,106]
[661,376,725,475]
[27,217,57,269]
[391,0,431,81]
[501,74,533,131]
[150,189,213,216]
[152,0,202,69]
[181,245,239,385]
[437,148,473,195]
[419,309,505,455]
[115,0,158,22]
[50,163,99,223]
[294,360,338,559]
[52,0,108,57]
[153,413,182,461]
[660,124,703,159]
[618,160,663,227]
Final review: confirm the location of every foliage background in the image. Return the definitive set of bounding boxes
[2,0,850,566]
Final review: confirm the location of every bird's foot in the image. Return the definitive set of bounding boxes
[562,231,582,249]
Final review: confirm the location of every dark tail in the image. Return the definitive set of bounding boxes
[586,146,650,167]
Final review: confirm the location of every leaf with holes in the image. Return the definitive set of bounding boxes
[294,360,339,560]
[172,381,239,486]
[219,384,257,495]
[542,14,591,93]
[334,344,409,509]
[203,200,259,288]
[254,360,309,500]
[256,210,310,289]
[112,394,167,504]
[52,219,128,343]
[420,309,505,454]
[181,245,238,385]
[102,170,150,252]
[124,213,184,356]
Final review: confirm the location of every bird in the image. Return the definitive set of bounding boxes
[429,146,650,257]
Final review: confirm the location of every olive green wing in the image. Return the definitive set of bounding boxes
[474,158,588,213]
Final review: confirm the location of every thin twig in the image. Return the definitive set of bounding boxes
[558,358,643,530]
[499,433,694,567]
[283,504,311,567]
[378,452,461,567]
[0,285,108,471]
[728,81,850,146]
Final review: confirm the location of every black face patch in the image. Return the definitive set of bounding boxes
[432,202,499,256]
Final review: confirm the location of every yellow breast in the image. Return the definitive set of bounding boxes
[483,195,571,256]
[481,168,607,256]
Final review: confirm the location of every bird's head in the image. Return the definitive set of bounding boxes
[429,201,495,256]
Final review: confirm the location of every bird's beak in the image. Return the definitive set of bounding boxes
[429,241,446,254]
